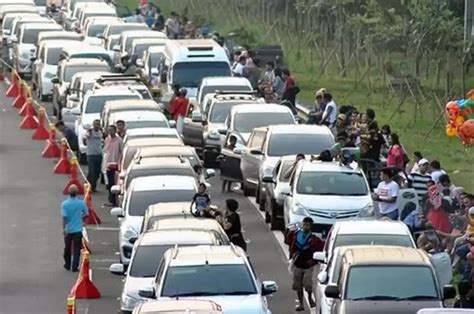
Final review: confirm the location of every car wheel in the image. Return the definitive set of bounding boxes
[79,153,88,165]
[270,199,284,231]
[264,207,271,223]
[242,181,252,197]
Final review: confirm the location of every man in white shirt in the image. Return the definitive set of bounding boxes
[165,12,181,39]
[232,56,246,77]
[430,160,446,184]
[320,92,338,136]
[409,158,432,200]
[373,168,400,220]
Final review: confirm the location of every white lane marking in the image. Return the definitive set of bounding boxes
[87,226,119,231]
[91,258,118,263]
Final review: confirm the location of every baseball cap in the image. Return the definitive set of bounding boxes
[418,158,429,165]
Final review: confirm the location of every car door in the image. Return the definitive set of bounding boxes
[265,159,281,202]
[219,132,245,183]
[182,102,204,147]
[241,129,266,187]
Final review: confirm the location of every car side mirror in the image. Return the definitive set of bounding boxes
[233,147,242,155]
[205,168,216,179]
[262,176,274,184]
[135,58,143,67]
[168,120,176,128]
[191,111,202,122]
[280,186,291,196]
[317,271,328,284]
[160,72,167,83]
[261,281,278,296]
[110,207,124,217]
[443,285,456,300]
[111,185,121,194]
[138,286,155,299]
[217,127,227,135]
[51,77,59,84]
[325,285,340,299]
[250,148,263,155]
[129,236,138,244]
[313,252,326,263]
[109,263,125,275]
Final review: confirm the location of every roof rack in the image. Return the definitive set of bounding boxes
[96,74,142,84]
[214,90,256,95]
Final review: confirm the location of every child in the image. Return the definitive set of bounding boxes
[190,183,211,216]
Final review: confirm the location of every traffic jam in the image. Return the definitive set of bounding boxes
[0,0,471,313]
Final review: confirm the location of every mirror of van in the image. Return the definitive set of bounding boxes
[135,58,143,67]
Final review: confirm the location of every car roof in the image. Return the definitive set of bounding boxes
[300,160,361,173]
[139,228,221,246]
[104,99,159,110]
[132,37,167,46]
[152,218,223,232]
[201,76,251,86]
[71,71,111,81]
[110,110,166,122]
[167,245,246,267]
[22,22,60,30]
[125,137,183,148]
[334,220,411,236]
[129,157,192,170]
[88,87,138,96]
[257,124,334,135]
[122,30,166,38]
[62,58,109,66]
[147,45,165,53]
[130,175,196,192]
[126,128,177,137]
[231,103,291,114]
[136,146,196,158]
[62,44,107,54]
[146,202,192,216]
[85,16,120,24]
[41,40,79,49]
[135,300,222,313]
[339,246,430,266]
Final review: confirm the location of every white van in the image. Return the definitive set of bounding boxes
[158,39,231,104]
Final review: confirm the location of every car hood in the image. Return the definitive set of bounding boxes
[159,295,267,314]
[296,194,371,211]
[339,300,442,314]
[124,276,154,300]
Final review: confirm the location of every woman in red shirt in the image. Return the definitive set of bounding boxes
[168,88,189,134]
[386,133,405,170]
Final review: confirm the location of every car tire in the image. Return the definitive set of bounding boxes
[270,199,284,231]
[264,208,271,223]
[242,181,253,197]
[79,153,88,165]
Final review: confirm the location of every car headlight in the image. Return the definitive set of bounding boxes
[292,202,308,216]
[44,72,55,79]
[123,226,138,241]
[121,294,139,310]
[357,203,375,218]
[208,129,220,140]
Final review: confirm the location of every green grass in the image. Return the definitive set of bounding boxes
[122,0,474,190]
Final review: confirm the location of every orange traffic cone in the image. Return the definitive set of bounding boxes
[63,157,84,195]
[12,81,26,109]
[32,108,49,140]
[5,71,19,97]
[70,249,101,299]
[83,183,101,225]
[19,92,35,117]
[19,100,38,129]
[66,294,76,314]
[54,139,71,174]
[42,124,60,158]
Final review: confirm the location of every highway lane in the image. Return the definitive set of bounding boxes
[0,81,313,313]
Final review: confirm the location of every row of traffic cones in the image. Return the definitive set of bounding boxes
[3,71,102,310]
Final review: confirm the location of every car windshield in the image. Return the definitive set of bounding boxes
[22,28,54,45]
[34,0,47,5]
[199,85,252,104]
[63,65,110,82]
[125,120,168,129]
[267,133,335,157]
[334,234,414,250]
[149,52,163,68]
[107,24,147,36]
[234,112,294,133]
[345,266,438,301]
[209,102,240,123]
[46,47,62,65]
[87,24,106,37]
[85,95,140,114]
[3,17,15,30]
[162,264,257,297]
[132,44,155,58]
[172,62,231,88]
[129,190,195,216]
[129,245,174,277]
[296,171,368,196]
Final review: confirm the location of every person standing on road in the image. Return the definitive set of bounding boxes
[285,217,323,311]
[62,185,88,272]
[55,121,79,156]
[85,119,103,192]
[372,168,400,220]
[103,125,123,206]
[168,87,189,135]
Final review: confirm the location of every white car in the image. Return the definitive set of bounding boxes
[140,45,164,86]
[122,128,180,143]
[82,16,121,46]
[105,110,173,131]
[283,160,374,237]
[110,175,197,266]
[196,76,253,109]
[313,220,416,314]
[76,88,142,160]
[139,245,278,314]
[110,227,230,313]
[14,22,61,75]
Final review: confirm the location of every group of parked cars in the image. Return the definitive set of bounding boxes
[0,0,467,313]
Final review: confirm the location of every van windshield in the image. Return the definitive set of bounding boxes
[46,47,62,65]
[87,24,106,37]
[22,28,57,45]
[234,112,295,133]
[267,133,335,157]
[172,62,231,88]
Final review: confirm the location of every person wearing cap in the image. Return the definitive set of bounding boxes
[168,87,189,135]
[319,92,338,136]
[409,158,432,202]
[61,185,89,272]
[372,168,400,220]
[307,88,326,124]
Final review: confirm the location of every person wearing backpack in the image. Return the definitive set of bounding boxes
[285,217,324,311]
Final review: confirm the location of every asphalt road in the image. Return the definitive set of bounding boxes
[0,80,314,314]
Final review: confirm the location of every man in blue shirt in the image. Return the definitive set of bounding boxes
[55,121,79,153]
[61,185,88,272]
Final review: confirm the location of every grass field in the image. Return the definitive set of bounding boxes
[122,0,474,191]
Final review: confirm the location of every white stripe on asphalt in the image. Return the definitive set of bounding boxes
[87,226,119,231]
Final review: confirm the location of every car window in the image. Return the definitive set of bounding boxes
[46,47,62,65]
[161,264,257,297]
[172,62,231,88]
[155,259,165,284]
[129,245,174,278]
[209,102,239,123]
[85,94,139,114]
[296,171,368,196]
[345,265,438,300]
[128,189,196,216]
[278,161,293,182]
[87,24,106,37]
[234,112,294,133]
[267,133,334,157]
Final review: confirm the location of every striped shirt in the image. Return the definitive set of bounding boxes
[409,171,432,198]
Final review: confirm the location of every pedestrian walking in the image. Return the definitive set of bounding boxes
[85,119,103,192]
[168,87,189,135]
[372,168,400,220]
[55,121,79,156]
[62,185,88,272]
[285,217,324,311]
[103,125,123,206]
